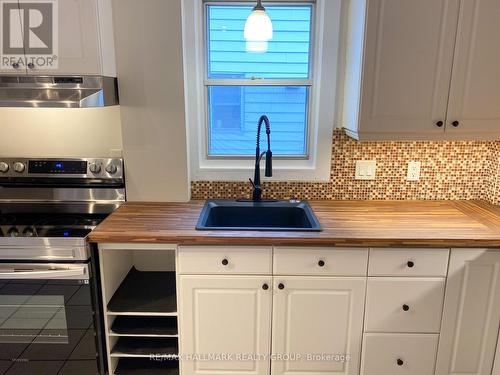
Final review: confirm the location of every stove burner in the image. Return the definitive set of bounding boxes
[22,227,36,237]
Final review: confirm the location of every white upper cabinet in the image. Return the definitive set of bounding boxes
[446,0,500,138]
[435,249,500,375]
[343,0,500,140]
[0,0,115,76]
[494,331,500,375]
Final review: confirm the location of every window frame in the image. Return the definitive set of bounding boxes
[182,0,341,181]
[204,1,315,159]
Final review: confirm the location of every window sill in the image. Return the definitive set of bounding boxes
[192,158,331,182]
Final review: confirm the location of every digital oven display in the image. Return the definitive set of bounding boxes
[28,161,88,174]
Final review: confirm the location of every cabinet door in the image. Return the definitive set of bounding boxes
[359,0,460,139]
[28,0,101,75]
[271,277,366,375]
[0,1,26,74]
[179,275,272,375]
[446,0,500,138]
[493,330,500,375]
[435,249,500,375]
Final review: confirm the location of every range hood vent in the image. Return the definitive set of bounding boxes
[0,76,119,108]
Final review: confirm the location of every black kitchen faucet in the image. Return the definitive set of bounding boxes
[249,115,273,201]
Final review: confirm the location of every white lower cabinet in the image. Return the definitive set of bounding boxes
[178,247,500,375]
[361,333,439,375]
[179,275,272,375]
[364,278,445,333]
[435,249,500,375]
[271,277,366,375]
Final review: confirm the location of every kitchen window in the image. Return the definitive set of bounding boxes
[206,3,312,157]
[183,0,341,181]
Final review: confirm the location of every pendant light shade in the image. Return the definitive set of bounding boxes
[244,1,273,53]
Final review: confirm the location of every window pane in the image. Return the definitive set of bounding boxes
[208,86,308,156]
[207,5,312,79]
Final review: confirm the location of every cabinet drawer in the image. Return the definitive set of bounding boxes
[361,333,438,375]
[365,278,445,333]
[369,248,449,277]
[178,246,272,275]
[274,247,368,276]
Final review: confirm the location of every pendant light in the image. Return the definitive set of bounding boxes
[244,0,273,53]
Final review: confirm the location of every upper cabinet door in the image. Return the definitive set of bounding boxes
[271,277,366,375]
[27,0,101,75]
[358,0,460,139]
[493,330,500,375]
[0,1,26,74]
[179,275,272,375]
[446,0,500,138]
[435,249,500,375]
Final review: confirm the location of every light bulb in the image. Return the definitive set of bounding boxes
[244,3,273,53]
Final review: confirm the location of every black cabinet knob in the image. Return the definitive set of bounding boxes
[397,359,404,366]
[27,63,35,69]
[278,283,285,290]
[407,261,415,268]
[12,62,19,69]
[262,284,269,290]
[221,258,229,266]
[452,121,460,127]
[402,304,410,312]
[436,121,444,127]
[318,260,325,267]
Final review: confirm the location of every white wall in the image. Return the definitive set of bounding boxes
[112,0,190,202]
[0,107,122,157]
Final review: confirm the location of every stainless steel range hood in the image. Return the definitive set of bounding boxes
[0,75,119,108]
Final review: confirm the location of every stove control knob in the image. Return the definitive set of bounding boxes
[8,227,19,237]
[0,162,9,173]
[13,162,25,173]
[89,163,101,174]
[105,164,117,174]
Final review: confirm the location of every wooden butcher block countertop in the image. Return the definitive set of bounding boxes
[88,200,500,248]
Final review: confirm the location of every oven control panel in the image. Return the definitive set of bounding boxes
[0,158,124,180]
[29,160,88,174]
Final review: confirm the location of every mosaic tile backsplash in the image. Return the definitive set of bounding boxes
[191,129,500,205]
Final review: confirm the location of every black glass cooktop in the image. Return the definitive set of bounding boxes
[0,212,107,238]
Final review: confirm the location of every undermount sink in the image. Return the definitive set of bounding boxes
[196,200,322,231]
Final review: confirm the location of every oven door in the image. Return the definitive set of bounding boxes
[0,264,99,375]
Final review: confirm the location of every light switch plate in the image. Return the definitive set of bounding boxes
[355,160,376,180]
[407,161,421,181]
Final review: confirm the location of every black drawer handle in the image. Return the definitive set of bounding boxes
[436,121,443,127]
[278,283,285,290]
[221,259,229,266]
[262,283,269,290]
[318,260,325,267]
[407,261,415,268]
[452,120,460,127]
[397,359,404,366]
[402,304,410,312]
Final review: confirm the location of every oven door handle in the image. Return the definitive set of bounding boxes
[0,267,87,279]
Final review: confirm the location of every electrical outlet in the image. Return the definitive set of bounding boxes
[355,160,376,180]
[407,161,421,181]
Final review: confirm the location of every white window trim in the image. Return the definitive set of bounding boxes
[182,0,341,181]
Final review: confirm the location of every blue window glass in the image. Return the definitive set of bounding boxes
[207,5,312,79]
[208,86,309,156]
[206,4,313,156]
